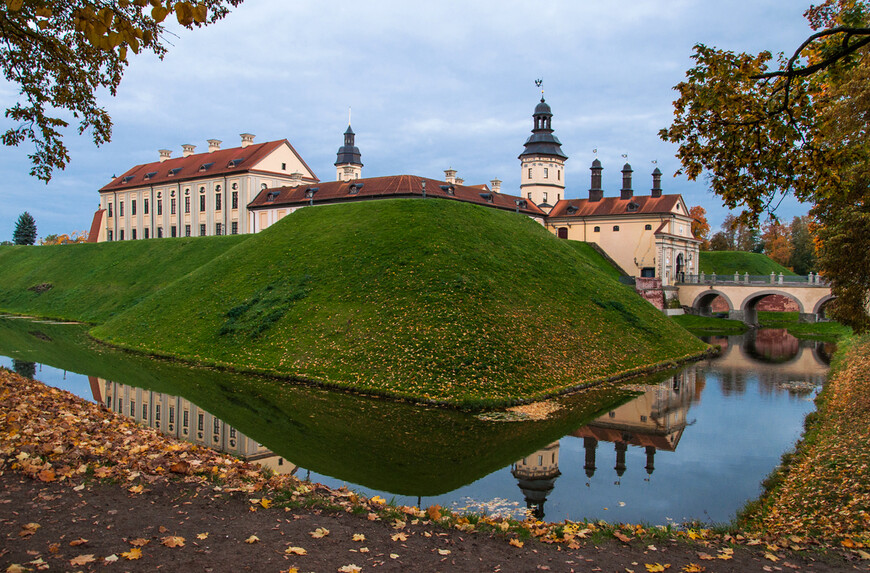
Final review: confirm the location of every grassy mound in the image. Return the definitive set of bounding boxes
[699,251,796,276]
[0,235,249,323]
[92,199,706,406]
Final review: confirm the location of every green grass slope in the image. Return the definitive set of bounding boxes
[699,251,796,276]
[93,199,706,406]
[0,235,249,323]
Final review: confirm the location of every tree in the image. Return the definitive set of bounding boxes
[689,205,711,249]
[789,216,818,274]
[660,0,870,330]
[709,231,730,251]
[0,0,242,182]
[39,230,89,245]
[762,220,793,267]
[13,211,36,245]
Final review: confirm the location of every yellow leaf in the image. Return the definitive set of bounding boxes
[69,538,88,546]
[197,532,209,540]
[338,565,362,573]
[260,498,272,509]
[121,547,142,560]
[6,0,24,12]
[509,538,524,548]
[391,532,408,542]
[764,553,779,562]
[438,549,451,555]
[370,495,386,506]
[426,505,442,521]
[162,535,185,548]
[129,538,150,547]
[842,538,856,548]
[645,564,670,572]
[245,535,260,544]
[310,527,330,539]
[285,546,307,555]
[70,554,96,566]
[129,484,144,494]
[682,565,706,573]
[352,534,366,542]
[19,523,40,537]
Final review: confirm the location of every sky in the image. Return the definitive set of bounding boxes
[0,0,817,240]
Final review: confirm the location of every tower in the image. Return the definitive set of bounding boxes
[518,95,567,213]
[335,123,363,181]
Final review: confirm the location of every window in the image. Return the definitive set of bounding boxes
[215,223,222,236]
[157,227,163,238]
[645,224,652,230]
[120,229,125,240]
[183,410,189,428]
[594,226,600,232]
[197,413,204,432]
[232,191,238,209]
[155,405,161,422]
[108,230,113,241]
[120,201,124,217]
[171,197,176,215]
[528,168,532,178]
[542,192,548,202]
[171,225,177,238]
[185,196,190,213]
[216,192,222,211]
[142,403,147,418]
[108,203,113,217]
[231,221,238,235]
[185,224,191,237]
[200,224,206,237]
[230,427,236,439]
[169,407,175,424]
[281,162,287,170]
[144,227,150,239]
[557,170,561,181]
[144,198,149,214]
[130,401,135,416]
[527,192,532,200]
[213,418,220,434]
[132,228,137,240]
[200,194,206,212]
[544,167,548,178]
[613,225,620,231]
[157,199,162,215]
[131,200,137,215]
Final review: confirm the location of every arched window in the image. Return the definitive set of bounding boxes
[593,226,600,232]
[645,224,652,230]
[613,225,620,231]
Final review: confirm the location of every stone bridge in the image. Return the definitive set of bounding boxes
[675,272,834,325]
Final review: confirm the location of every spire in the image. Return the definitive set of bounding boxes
[335,116,363,181]
[519,93,567,161]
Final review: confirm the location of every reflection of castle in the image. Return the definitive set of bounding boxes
[511,441,561,519]
[88,377,296,474]
[571,370,699,478]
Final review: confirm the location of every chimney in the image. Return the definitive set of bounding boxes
[620,163,633,200]
[158,149,172,163]
[589,159,603,201]
[651,167,662,198]
[444,168,457,184]
[207,139,222,153]
[455,177,464,185]
[490,178,502,193]
[289,172,304,185]
[240,133,255,148]
[181,144,196,157]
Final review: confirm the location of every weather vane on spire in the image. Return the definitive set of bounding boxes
[348,106,352,126]
[535,78,544,99]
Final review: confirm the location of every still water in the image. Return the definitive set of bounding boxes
[0,316,830,525]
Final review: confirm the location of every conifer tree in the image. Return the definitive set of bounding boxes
[13,211,37,245]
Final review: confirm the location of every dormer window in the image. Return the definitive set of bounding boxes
[348,182,364,195]
[122,175,135,183]
[439,184,455,196]
[199,162,214,172]
[227,158,244,168]
[266,191,280,202]
[479,192,493,203]
[566,205,579,215]
[168,167,182,176]
[143,171,157,181]
[304,187,319,199]
[627,202,640,212]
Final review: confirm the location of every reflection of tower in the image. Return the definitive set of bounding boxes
[583,437,597,478]
[511,441,561,520]
[614,441,627,478]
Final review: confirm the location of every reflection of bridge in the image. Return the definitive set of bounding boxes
[704,331,830,385]
[676,274,834,325]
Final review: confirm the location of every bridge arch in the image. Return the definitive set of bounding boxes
[813,294,836,317]
[691,290,735,316]
[740,289,805,326]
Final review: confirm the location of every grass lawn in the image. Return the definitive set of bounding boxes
[758,311,851,341]
[699,251,796,276]
[670,313,747,334]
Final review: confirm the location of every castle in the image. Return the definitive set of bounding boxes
[90,97,699,284]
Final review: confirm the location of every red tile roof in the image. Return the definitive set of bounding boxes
[99,140,318,192]
[548,194,682,218]
[247,175,547,217]
[87,209,105,242]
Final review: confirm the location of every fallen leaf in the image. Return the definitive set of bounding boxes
[352,534,366,542]
[121,547,142,560]
[682,565,705,573]
[285,546,307,555]
[260,498,272,509]
[197,532,209,540]
[510,538,524,548]
[245,535,260,544]
[427,505,442,521]
[19,523,40,537]
[391,532,408,542]
[337,565,362,573]
[310,528,330,539]
[6,565,27,573]
[359,547,369,553]
[129,484,144,494]
[697,553,713,560]
[104,554,119,563]
[764,553,779,562]
[390,553,399,559]
[129,538,150,547]
[644,564,670,572]
[70,554,96,566]
[37,469,55,482]
[69,538,88,546]
[857,550,870,560]
[614,531,631,543]
[438,549,451,555]
[162,535,185,548]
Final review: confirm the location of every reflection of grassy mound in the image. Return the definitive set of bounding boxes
[0,318,637,495]
[0,235,249,323]
[93,199,706,406]
[699,251,796,276]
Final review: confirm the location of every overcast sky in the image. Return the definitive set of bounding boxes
[1,0,815,240]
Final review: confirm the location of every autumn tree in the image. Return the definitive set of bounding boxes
[0,0,243,182]
[762,220,793,267]
[789,216,818,274]
[689,205,711,249]
[12,211,36,245]
[660,0,870,330]
[39,230,89,245]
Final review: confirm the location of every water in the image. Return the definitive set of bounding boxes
[0,316,829,525]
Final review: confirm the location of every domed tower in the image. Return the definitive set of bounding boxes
[511,441,561,520]
[335,124,363,181]
[519,97,567,213]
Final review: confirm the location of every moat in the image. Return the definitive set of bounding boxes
[0,316,830,525]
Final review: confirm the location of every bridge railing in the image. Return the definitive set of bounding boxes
[677,272,828,286]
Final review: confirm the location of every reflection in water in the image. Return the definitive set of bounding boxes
[511,441,561,519]
[89,377,298,475]
[12,359,36,379]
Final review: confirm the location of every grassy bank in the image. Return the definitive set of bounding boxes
[88,199,706,407]
[699,251,796,276]
[670,313,747,334]
[739,333,870,546]
[0,235,249,323]
[758,311,852,341]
